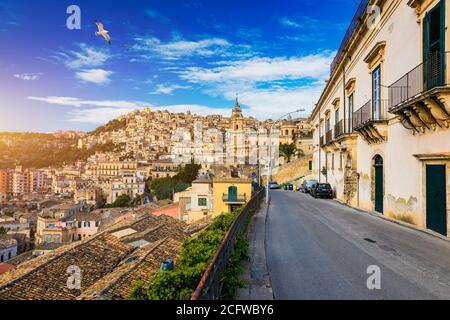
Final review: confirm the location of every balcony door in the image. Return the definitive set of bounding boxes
[228,186,237,201]
[423,0,445,90]
[372,66,381,120]
[347,94,354,132]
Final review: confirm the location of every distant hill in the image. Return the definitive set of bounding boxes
[0,132,114,169]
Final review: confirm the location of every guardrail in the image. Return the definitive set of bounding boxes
[191,189,265,300]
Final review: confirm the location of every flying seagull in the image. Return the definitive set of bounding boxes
[95,20,111,45]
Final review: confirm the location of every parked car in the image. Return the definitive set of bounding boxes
[301,180,318,193]
[269,182,281,189]
[311,183,333,199]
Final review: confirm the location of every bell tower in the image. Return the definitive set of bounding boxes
[231,95,244,131]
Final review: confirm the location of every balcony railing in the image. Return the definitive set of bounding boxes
[334,120,345,139]
[222,194,246,203]
[353,100,389,130]
[389,51,448,110]
[330,0,370,73]
[325,129,333,145]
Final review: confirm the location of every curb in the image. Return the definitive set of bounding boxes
[333,199,450,243]
[263,197,274,299]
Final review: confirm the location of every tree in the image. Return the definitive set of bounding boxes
[279,143,297,163]
[107,194,131,208]
[148,164,201,201]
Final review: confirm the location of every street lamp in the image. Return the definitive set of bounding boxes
[266,108,306,204]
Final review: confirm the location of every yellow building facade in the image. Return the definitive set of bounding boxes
[212,178,253,215]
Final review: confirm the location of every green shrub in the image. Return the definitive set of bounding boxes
[130,209,240,300]
[220,234,249,299]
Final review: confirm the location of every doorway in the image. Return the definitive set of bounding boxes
[426,165,447,236]
[374,155,384,214]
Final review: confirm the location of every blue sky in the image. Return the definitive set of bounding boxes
[0,0,359,132]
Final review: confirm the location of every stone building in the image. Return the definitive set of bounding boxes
[310,0,450,236]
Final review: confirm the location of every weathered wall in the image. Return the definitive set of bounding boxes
[263,156,313,185]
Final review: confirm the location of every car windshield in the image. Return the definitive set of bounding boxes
[318,184,330,189]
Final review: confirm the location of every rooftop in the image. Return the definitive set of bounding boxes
[0,212,206,300]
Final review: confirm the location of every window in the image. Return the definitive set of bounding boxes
[309,160,313,171]
[8,252,12,259]
[348,94,354,132]
[372,65,381,119]
[335,109,339,125]
[0,255,3,262]
[198,198,207,207]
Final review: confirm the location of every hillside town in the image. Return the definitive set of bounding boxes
[0,99,313,270]
[2,0,450,303]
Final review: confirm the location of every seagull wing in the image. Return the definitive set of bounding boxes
[95,21,104,32]
[103,33,112,45]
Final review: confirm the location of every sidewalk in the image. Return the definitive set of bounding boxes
[237,200,273,300]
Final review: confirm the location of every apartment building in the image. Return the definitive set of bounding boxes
[310,0,450,236]
[174,178,214,223]
[108,171,146,204]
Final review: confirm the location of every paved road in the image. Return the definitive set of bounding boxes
[266,190,450,300]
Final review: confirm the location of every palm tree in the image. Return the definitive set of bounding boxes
[279,143,297,163]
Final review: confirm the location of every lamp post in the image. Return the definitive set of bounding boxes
[265,109,306,204]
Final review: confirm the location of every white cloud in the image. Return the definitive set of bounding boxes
[27,95,231,125]
[150,84,191,95]
[63,44,111,70]
[67,107,142,124]
[180,53,333,83]
[28,96,148,109]
[279,17,302,29]
[132,36,241,60]
[13,73,42,81]
[75,69,114,85]
[175,51,334,119]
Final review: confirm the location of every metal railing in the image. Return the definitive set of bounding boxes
[353,100,389,130]
[389,51,448,109]
[334,119,345,139]
[222,194,246,203]
[325,129,333,145]
[330,0,370,73]
[191,189,265,300]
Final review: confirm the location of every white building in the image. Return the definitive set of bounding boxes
[310,0,450,236]
[0,239,18,263]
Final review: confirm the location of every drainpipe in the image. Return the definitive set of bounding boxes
[357,172,360,207]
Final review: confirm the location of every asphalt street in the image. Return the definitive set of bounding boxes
[265,190,450,300]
